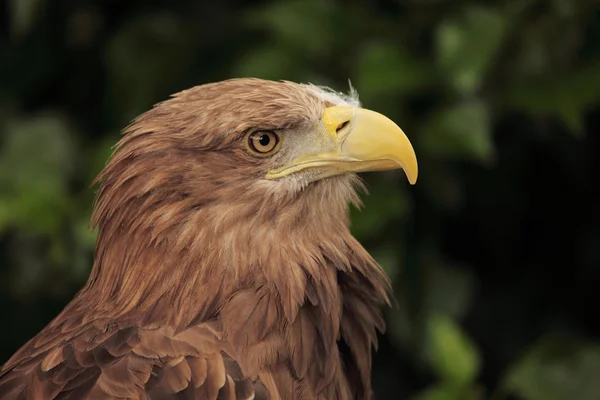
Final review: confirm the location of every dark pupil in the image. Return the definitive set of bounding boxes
[258,134,271,147]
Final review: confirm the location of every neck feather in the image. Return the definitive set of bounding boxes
[75,175,387,330]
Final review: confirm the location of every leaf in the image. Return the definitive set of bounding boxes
[370,245,402,283]
[419,162,463,211]
[234,46,300,81]
[413,385,462,400]
[504,61,600,136]
[419,101,494,164]
[106,14,193,123]
[427,314,481,387]
[386,299,414,351]
[8,0,45,39]
[246,0,336,54]
[387,260,475,357]
[425,262,475,320]
[413,384,484,400]
[356,41,432,99]
[436,7,507,94]
[0,113,75,234]
[350,182,409,240]
[502,336,600,400]
[0,198,13,232]
[87,134,119,183]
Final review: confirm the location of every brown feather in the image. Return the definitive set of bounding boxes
[0,78,391,399]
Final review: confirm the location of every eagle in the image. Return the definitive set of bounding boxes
[0,78,417,399]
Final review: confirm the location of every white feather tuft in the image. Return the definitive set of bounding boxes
[304,81,361,108]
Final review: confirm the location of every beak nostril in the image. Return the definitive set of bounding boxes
[336,120,350,134]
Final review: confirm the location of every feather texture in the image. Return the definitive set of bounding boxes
[0,78,391,399]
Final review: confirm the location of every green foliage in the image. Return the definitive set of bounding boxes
[427,315,480,388]
[8,0,45,39]
[1,0,599,399]
[415,379,486,400]
[351,181,410,240]
[419,101,494,164]
[436,7,508,95]
[504,61,600,135]
[246,0,336,55]
[106,14,195,123]
[387,260,476,360]
[500,336,600,400]
[411,315,483,400]
[0,113,75,235]
[356,41,432,98]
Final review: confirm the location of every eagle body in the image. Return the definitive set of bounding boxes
[0,79,417,399]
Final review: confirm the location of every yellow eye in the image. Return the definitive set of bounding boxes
[247,131,280,155]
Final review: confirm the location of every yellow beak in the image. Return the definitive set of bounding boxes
[266,106,418,184]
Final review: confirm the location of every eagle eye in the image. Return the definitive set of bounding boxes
[247,131,280,156]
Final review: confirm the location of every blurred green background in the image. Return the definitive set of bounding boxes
[1,0,600,399]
